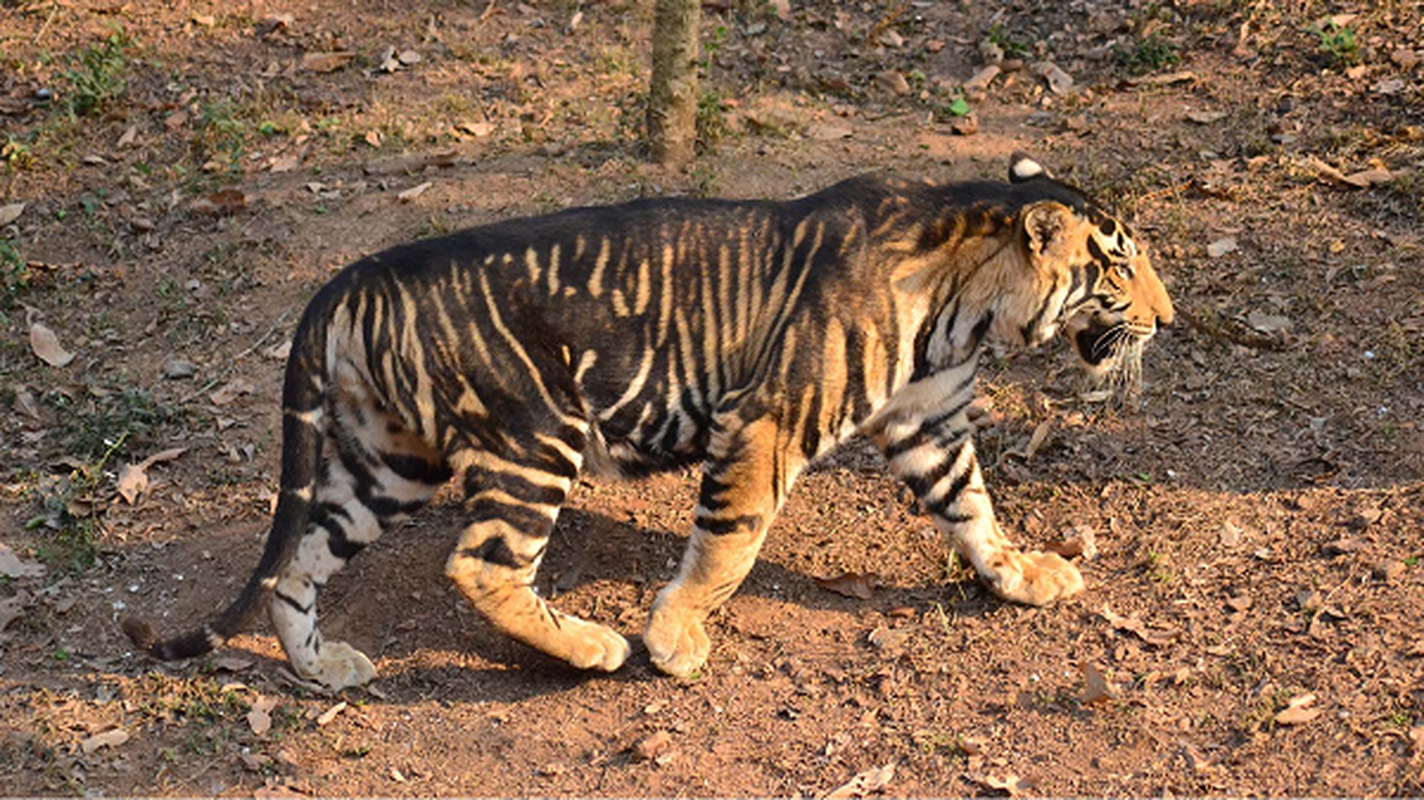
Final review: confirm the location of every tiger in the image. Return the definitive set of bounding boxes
[123,153,1174,689]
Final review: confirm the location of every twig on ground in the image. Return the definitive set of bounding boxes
[1176,307,1290,352]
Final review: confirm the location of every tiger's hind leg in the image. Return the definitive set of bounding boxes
[270,368,451,690]
[645,408,805,678]
[444,428,630,672]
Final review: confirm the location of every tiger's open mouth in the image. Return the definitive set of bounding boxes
[1073,319,1123,367]
[1068,316,1152,386]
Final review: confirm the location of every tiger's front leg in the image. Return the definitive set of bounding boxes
[873,378,1084,606]
[645,411,803,677]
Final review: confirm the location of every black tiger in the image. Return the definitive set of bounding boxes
[124,154,1174,688]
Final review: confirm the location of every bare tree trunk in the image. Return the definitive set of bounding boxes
[647,0,700,165]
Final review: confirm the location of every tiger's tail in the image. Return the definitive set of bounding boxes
[122,293,335,661]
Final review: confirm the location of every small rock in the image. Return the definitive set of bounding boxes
[979,39,1004,65]
[130,216,155,233]
[1207,236,1238,259]
[634,731,672,762]
[924,39,945,53]
[1372,560,1406,583]
[1295,590,1322,613]
[877,29,903,48]
[1373,78,1406,95]
[950,114,979,136]
[1225,593,1252,613]
[1321,536,1359,556]
[1031,61,1074,95]
[868,625,908,651]
[964,65,1001,93]
[1349,505,1383,529]
[163,359,198,379]
[875,70,912,96]
[1391,49,1418,70]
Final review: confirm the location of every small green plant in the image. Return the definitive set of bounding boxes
[933,95,970,122]
[696,90,731,151]
[986,24,1030,59]
[1115,31,1180,74]
[2,134,32,170]
[63,33,131,117]
[196,98,248,175]
[1,238,29,311]
[1316,21,1359,66]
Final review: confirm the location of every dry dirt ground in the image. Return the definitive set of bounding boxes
[2,0,1423,796]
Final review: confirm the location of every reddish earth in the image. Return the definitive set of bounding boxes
[1,0,1422,796]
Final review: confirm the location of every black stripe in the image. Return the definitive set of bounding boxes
[698,513,762,535]
[275,590,312,615]
[465,496,553,534]
[459,536,523,569]
[698,475,733,513]
[317,514,365,560]
[381,451,453,485]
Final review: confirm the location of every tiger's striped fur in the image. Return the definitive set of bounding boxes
[123,154,1173,686]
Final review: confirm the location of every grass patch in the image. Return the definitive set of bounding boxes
[1315,20,1359,67]
[1115,31,1180,74]
[1,237,29,313]
[62,33,131,118]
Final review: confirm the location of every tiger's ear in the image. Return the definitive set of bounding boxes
[1021,202,1074,263]
[1009,152,1049,183]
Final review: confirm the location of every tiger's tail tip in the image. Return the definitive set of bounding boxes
[121,616,221,661]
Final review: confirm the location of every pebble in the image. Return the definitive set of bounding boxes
[163,358,198,379]
[1372,560,1405,583]
[874,69,911,96]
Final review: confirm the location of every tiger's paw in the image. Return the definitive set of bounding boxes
[644,598,710,678]
[310,641,378,690]
[558,616,631,672]
[989,550,1085,607]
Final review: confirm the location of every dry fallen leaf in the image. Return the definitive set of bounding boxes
[117,447,188,504]
[0,591,30,631]
[633,730,672,761]
[825,763,895,799]
[815,571,877,600]
[80,728,130,754]
[1186,110,1228,124]
[316,700,347,727]
[1081,662,1113,705]
[1100,605,1180,646]
[398,181,433,202]
[1031,61,1074,95]
[1127,70,1196,86]
[867,625,908,652]
[0,202,25,226]
[1046,525,1097,560]
[1274,693,1323,726]
[30,321,76,367]
[248,695,277,736]
[1206,236,1238,259]
[191,188,247,216]
[268,145,310,173]
[967,772,1032,796]
[363,150,457,176]
[1005,420,1052,462]
[210,378,255,406]
[1410,725,1424,755]
[212,654,254,672]
[0,543,46,579]
[303,51,355,73]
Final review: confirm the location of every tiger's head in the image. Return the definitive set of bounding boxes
[1007,153,1174,384]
